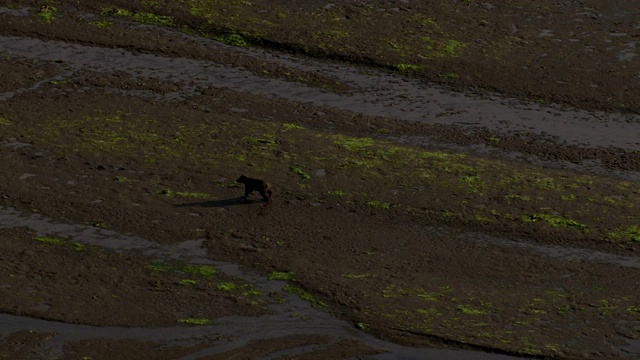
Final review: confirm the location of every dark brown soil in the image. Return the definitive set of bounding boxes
[1,1,640,359]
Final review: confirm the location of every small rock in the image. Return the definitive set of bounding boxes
[239,244,261,252]
[231,232,249,239]
[19,173,35,180]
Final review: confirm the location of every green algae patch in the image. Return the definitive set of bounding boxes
[365,200,393,209]
[184,265,217,277]
[627,306,640,314]
[395,64,422,72]
[457,304,486,315]
[101,7,174,27]
[609,226,640,242]
[148,262,217,278]
[36,5,56,23]
[178,317,211,325]
[522,214,587,231]
[33,236,84,251]
[335,136,376,152]
[268,271,295,281]
[217,282,236,291]
[0,117,11,126]
[283,284,326,308]
[460,175,483,184]
[214,33,249,47]
[268,271,310,305]
[91,19,112,28]
[290,166,310,180]
[421,36,467,58]
[281,123,304,130]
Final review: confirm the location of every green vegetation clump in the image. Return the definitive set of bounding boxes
[283,284,326,308]
[609,226,640,242]
[148,262,217,278]
[421,36,467,58]
[281,123,304,130]
[522,214,587,231]
[36,5,56,23]
[101,8,174,26]
[178,318,210,325]
[217,282,236,291]
[335,136,376,152]
[268,271,295,281]
[457,304,486,315]
[290,166,310,179]
[33,236,84,251]
[395,64,422,72]
[184,265,217,277]
[505,194,531,202]
[365,200,392,209]
[460,175,482,184]
[214,33,249,46]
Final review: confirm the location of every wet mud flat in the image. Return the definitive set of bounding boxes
[0,2,640,359]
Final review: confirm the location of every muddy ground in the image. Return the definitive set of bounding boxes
[1,1,640,359]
